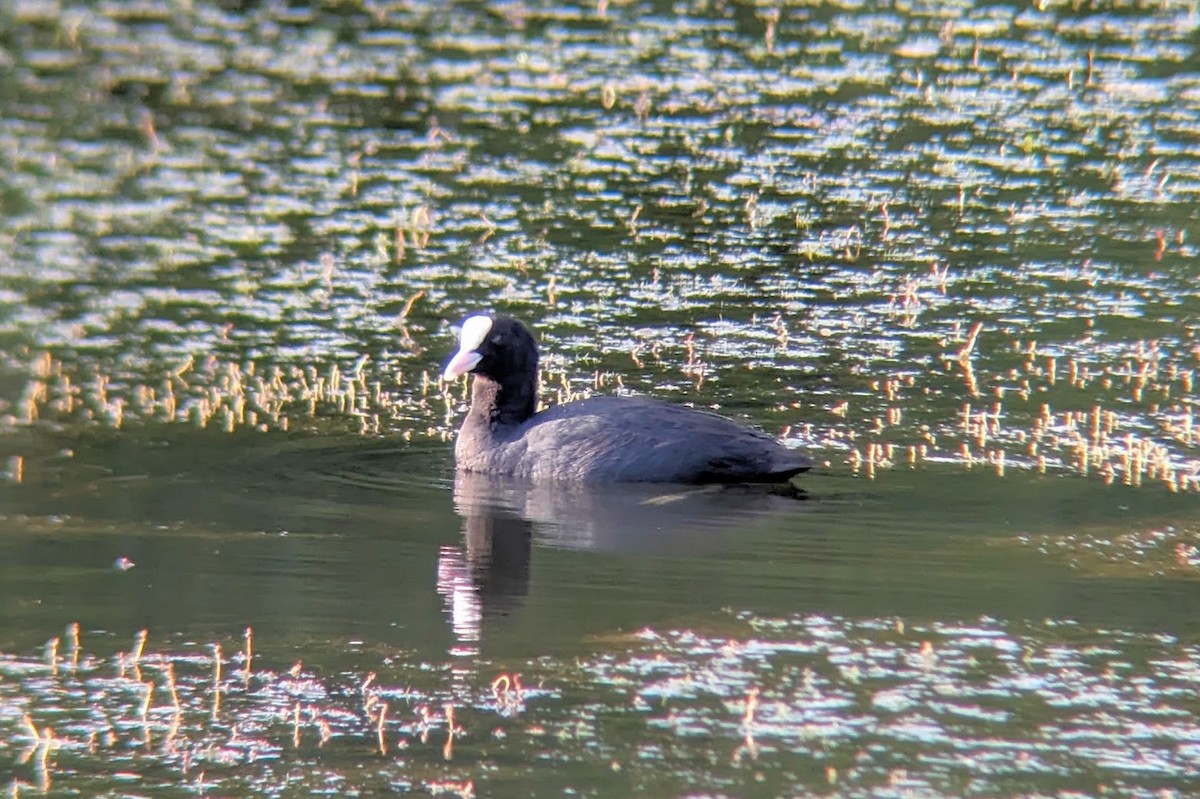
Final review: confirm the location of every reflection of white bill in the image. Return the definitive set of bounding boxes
[436,545,483,644]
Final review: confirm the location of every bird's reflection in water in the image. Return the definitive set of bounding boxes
[436,471,805,646]
[436,511,532,646]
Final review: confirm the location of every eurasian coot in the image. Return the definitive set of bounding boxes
[442,315,811,483]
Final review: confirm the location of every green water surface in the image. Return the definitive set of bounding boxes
[1,0,1198,795]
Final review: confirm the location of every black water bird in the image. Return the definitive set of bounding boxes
[443,315,812,483]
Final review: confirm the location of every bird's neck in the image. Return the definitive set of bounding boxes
[466,372,538,433]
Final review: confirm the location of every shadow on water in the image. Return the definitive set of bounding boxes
[453,470,807,553]
[3,426,1200,660]
[0,428,456,652]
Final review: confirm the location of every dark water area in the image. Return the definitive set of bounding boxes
[3,429,1200,796]
[1,0,1199,795]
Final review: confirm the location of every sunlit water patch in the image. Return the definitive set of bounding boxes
[3,615,1200,797]
[1,0,1197,492]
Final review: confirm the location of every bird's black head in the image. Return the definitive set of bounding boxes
[443,313,539,386]
[444,314,539,426]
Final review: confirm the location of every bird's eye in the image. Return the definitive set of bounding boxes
[491,334,504,345]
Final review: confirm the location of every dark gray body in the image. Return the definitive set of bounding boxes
[455,392,811,483]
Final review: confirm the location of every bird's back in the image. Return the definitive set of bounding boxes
[459,395,809,483]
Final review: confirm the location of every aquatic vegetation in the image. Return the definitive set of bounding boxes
[6,319,1197,493]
